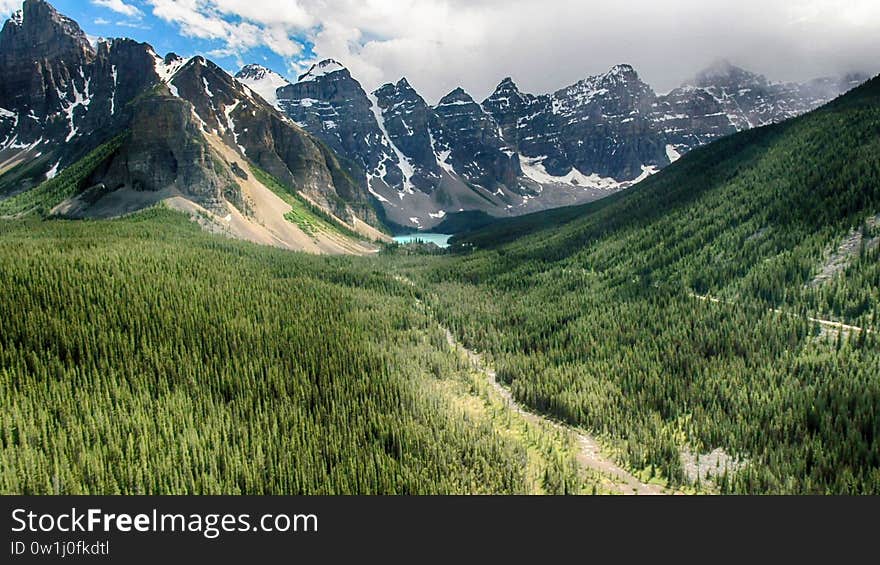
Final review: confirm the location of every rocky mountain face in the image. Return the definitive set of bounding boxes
[277,60,389,182]
[0,0,158,162]
[687,60,869,131]
[431,87,524,193]
[276,61,464,229]
[0,0,381,241]
[655,86,735,153]
[0,0,93,143]
[371,78,442,194]
[94,92,247,214]
[509,64,667,182]
[167,56,376,223]
[263,59,866,230]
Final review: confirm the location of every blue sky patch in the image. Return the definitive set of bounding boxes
[1,0,310,81]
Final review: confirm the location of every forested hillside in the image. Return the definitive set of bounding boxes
[0,210,595,495]
[403,76,880,493]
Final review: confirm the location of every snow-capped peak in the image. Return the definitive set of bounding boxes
[489,77,523,98]
[237,64,274,81]
[235,64,290,109]
[10,9,23,25]
[152,51,189,84]
[600,64,643,85]
[437,87,475,107]
[608,64,637,76]
[692,59,767,88]
[297,59,347,83]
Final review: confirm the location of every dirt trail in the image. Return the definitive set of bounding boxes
[442,328,666,496]
[690,293,872,337]
[394,273,666,495]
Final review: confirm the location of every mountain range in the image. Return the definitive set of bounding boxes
[0,0,868,241]
[237,57,865,230]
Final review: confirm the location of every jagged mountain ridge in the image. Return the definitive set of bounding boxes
[0,0,867,235]
[0,0,384,253]
[250,58,866,230]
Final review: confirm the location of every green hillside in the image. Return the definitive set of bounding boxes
[0,135,126,218]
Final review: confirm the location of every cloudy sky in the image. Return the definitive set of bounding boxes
[2,0,878,102]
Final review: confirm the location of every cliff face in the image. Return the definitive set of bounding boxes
[0,0,95,145]
[658,86,736,151]
[168,57,378,224]
[372,78,443,194]
[277,60,392,187]
[687,60,870,131]
[431,87,523,192]
[94,95,241,213]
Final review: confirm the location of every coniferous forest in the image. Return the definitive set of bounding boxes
[1,76,879,495]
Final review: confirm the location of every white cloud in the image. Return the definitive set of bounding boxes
[144,0,880,103]
[147,0,303,58]
[92,0,143,18]
[0,0,20,14]
[116,19,152,30]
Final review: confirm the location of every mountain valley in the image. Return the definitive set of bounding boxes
[1,0,879,496]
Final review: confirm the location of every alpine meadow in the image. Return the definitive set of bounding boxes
[1,0,878,497]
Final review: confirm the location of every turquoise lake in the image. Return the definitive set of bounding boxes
[392,233,453,248]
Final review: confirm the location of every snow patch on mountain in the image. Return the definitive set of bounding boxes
[367,182,390,203]
[152,52,189,85]
[427,131,457,178]
[223,101,246,155]
[367,92,416,195]
[45,160,61,180]
[298,60,346,83]
[7,136,42,151]
[519,155,620,189]
[634,165,659,183]
[235,65,290,109]
[436,99,474,108]
[436,149,456,176]
[110,65,117,115]
[666,144,682,163]
[61,70,92,142]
